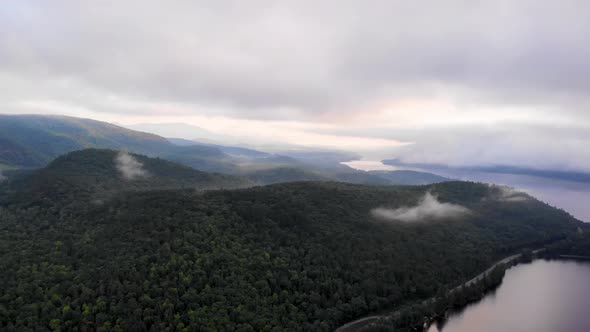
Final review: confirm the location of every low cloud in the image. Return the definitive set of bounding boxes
[115,151,148,180]
[91,199,104,206]
[492,185,530,202]
[371,192,470,222]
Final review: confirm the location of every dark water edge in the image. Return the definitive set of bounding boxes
[426,259,590,332]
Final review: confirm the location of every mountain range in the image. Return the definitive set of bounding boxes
[383,159,590,183]
[0,150,583,331]
[0,115,585,331]
[0,114,449,186]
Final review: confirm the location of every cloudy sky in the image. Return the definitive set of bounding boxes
[1,1,590,171]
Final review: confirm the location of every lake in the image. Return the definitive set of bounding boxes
[427,260,590,332]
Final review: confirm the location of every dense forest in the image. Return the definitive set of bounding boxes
[545,226,590,257]
[0,150,582,331]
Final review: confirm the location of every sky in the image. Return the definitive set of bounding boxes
[1,1,590,171]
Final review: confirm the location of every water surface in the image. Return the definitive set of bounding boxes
[427,260,590,332]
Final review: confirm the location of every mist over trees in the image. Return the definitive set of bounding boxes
[0,153,581,331]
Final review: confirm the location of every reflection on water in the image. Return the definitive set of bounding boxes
[427,260,590,332]
[342,160,590,222]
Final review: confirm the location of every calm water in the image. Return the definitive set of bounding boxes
[427,260,590,332]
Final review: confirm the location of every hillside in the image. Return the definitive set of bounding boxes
[0,115,267,174]
[383,159,590,183]
[0,115,452,187]
[4,149,250,205]
[0,175,581,331]
[368,170,450,185]
[240,167,448,186]
[0,115,339,183]
[0,115,171,167]
[242,167,329,185]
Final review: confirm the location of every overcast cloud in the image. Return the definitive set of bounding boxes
[1,1,589,170]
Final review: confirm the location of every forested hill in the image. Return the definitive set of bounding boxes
[0,175,581,331]
[2,149,251,205]
[0,115,450,187]
[0,114,172,168]
[368,170,450,185]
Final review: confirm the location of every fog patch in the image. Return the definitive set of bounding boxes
[0,171,5,182]
[490,185,530,202]
[371,192,470,223]
[115,151,149,180]
[91,199,104,206]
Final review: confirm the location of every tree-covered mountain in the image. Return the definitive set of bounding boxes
[241,167,328,185]
[383,158,590,183]
[2,149,251,206]
[368,170,450,185]
[0,115,171,168]
[545,223,590,257]
[239,167,450,186]
[0,114,452,187]
[0,115,277,174]
[0,154,582,331]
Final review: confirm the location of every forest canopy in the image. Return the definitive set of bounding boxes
[0,150,582,331]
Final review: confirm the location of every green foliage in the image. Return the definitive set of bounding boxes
[0,165,581,331]
[4,149,251,206]
[368,170,450,185]
[545,226,590,257]
[243,167,328,185]
[0,115,172,168]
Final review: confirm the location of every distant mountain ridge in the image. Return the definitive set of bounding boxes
[0,114,171,168]
[5,149,251,205]
[383,159,590,183]
[0,114,449,186]
[368,170,450,185]
[126,122,219,142]
[0,115,289,175]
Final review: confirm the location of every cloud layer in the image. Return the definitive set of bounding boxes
[2,1,590,117]
[371,192,470,223]
[1,1,589,171]
[115,151,148,180]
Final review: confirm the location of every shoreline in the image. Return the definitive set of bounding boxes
[424,255,590,332]
[335,249,543,332]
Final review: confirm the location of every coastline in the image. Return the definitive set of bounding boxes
[335,249,544,332]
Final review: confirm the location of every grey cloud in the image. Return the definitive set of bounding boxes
[115,151,148,180]
[1,1,590,119]
[391,125,590,173]
[321,123,590,173]
[0,170,5,182]
[1,1,590,174]
[371,192,470,223]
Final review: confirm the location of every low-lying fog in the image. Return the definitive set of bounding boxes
[345,160,590,223]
